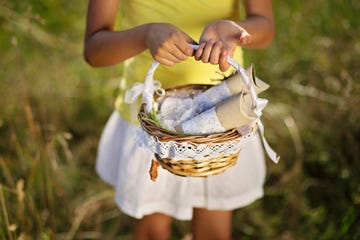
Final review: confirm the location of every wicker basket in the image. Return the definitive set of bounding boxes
[125,46,277,181]
[137,84,257,180]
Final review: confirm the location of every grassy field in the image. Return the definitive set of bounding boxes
[0,1,359,239]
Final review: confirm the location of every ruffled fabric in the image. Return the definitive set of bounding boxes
[96,111,266,220]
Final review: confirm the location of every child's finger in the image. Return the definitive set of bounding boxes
[194,42,205,60]
[209,41,223,65]
[155,56,176,66]
[239,31,253,45]
[153,48,183,65]
[176,36,196,57]
[199,39,215,63]
[219,50,230,72]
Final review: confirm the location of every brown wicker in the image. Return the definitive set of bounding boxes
[138,84,254,180]
[154,153,239,177]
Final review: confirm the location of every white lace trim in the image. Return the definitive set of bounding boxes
[194,82,232,113]
[157,97,196,131]
[125,46,280,163]
[136,127,255,161]
[181,107,225,135]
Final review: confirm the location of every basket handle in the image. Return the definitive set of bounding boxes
[189,44,258,109]
[142,44,258,112]
[138,44,279,163]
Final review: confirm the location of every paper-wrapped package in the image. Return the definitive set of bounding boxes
[193,64,269,113]
[175,92,261,135]
[157,96,196,130]
[157,65,269,131]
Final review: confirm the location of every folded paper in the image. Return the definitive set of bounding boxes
[193,65,269,113]
[177,93,258,135]
[125,57,280,163]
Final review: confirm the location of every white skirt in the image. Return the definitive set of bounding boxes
[96,111,266,220]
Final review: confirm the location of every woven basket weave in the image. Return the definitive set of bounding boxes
[138,84,256,180]
[127,45,268,181]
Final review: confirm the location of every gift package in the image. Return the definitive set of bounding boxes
[157,65,269,135]
[125,57,279,180]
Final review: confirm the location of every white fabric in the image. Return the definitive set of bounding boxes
[157,96,196,131]
[142,61,160,112]
[155,82,233,132]
[96,111,266,220]
[193,81,232,113]
[125,53,279,163]
[181,107,226,135]
[136,127,255,161]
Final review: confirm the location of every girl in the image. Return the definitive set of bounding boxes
[84,1,274,239]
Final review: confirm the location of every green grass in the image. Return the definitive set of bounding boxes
[1,0,359,239]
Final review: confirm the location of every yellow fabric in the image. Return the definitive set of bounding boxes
[115,0,244,124]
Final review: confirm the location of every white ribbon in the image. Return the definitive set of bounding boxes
[142,61,161,112]
[235,96,279,163]
[124,82,144,121]
[124,82,145,104]
[255,119,280,163]
[223,52,280,163]
[124,64,164,121]
[124,80,164,104]
[126,43,279,163]
[250,97,268,121]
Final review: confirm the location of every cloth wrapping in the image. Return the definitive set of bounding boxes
[125,58,280,163]
[179,92,260,135]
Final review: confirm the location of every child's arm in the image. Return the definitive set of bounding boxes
[84,0,195,67]
[240,0,275,49]
[195,0,274,71]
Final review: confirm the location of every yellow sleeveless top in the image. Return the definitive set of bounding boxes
[115,0,244,124]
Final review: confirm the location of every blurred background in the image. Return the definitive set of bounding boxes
[0,0,359,239]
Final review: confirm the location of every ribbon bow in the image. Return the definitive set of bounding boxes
[256,119,280,163]
[125,45,279,163]
[236,96,279,163]
[124,61,164,121]
[124,82,146,104]
[231,57,280,163]
[124,79,164,104]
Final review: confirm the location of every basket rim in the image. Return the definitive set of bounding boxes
[137,84,256,144]
[154,152,239,177]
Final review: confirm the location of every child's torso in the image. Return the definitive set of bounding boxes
[116,0,243,123]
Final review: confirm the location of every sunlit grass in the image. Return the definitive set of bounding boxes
[0,0,359,239]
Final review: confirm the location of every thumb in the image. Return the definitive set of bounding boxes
[184,34,197,45]
[182,33,198,55]
[239,31,252,45]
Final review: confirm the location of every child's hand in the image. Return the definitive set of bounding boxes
[145,23,195,66]
[195,20,252,71]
